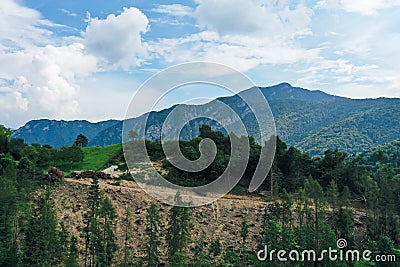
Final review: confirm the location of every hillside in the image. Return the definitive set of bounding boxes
[51,178,269,264]
[2,125,400,266]
[11,83,400,155]
[91,84,400,155]
[359,139,400,170]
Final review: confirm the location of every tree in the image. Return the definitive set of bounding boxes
[82,177,102,267]
[23,188,61,266]
[192,237,214,266]
[122,207,133,267]
[305,177,325,253]
[145,203,161,267]
[327,179,339,211]
[167,192,192,264]
[241,216,249,245]
[23,145,39,164]
[64,236,79,267]
[97,198,117,266]
[8,138,26,160]
[0,125,12,154]
[17,157,35,188]
[74,134,89,148]
[58,145,84,169]
[128,130,139,141]
[209,239,222,257]
[0,164,19,266]
[82,176,117,267]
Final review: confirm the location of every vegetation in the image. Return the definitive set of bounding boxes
[1,123,400,266]
[74,133,89,148]
[14,85,400,157]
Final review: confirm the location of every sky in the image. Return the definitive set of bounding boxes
[1,0,400,129]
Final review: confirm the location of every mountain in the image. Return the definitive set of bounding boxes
[90,83,400,155]
[12,83,400,155]
[260,82,342,102]
[12,119,119,148]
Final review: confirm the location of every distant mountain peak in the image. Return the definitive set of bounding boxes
[260,83,344,102]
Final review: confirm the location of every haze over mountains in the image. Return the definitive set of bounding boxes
[12,83,400,155]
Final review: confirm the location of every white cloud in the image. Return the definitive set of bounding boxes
[149,0,316,72]
[0,0,55,49]
[84,7,149,70]
[0,1,153,128]
[316,0,400,16]
[0,43,98,127]
[194,0,313,38]
[149,33,319,73]
[151,4,194,17]
[0,0,102,128]
[60,8,77,17]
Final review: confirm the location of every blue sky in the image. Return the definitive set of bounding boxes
[1,0,400,128]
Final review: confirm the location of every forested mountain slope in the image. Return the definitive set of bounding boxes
[12,83,400,155]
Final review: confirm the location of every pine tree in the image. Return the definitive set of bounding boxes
[192,237,214,266]
[82,176,102,267]
[23,188,61,266]
[327,180,339,211]
[167,192,192,264]
[64,236,79,267]
[241,216,249,244]
[0,165,19,266]
[122,207,133,267]
[145,203,161,267]
[82,176,117,267]
[305,177,325,254]
[97,197,117,266]
[17,156,35,191]
[208,239,221,258]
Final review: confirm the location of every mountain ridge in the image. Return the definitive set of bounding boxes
[11,83,400,155]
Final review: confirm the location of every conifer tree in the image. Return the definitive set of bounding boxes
[327,180,339,211]
[23,188,61,266]
[305,177,325,253]
[97,197,117,266]
[82,177,102,267]
[145,203,161,267]
[241,216,249,244]
[82,176,117,267]
[167,192,192,264]
[64,236,79,267]
[0,165,19,266]
[122,207,133,267]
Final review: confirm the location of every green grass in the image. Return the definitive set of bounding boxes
[78,144,122,171]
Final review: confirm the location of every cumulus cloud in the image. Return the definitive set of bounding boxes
[0,0,102,128]
[316,0,400,16]
[84,7,149,69]
[0,43,98,127]
[0,1,153,128]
